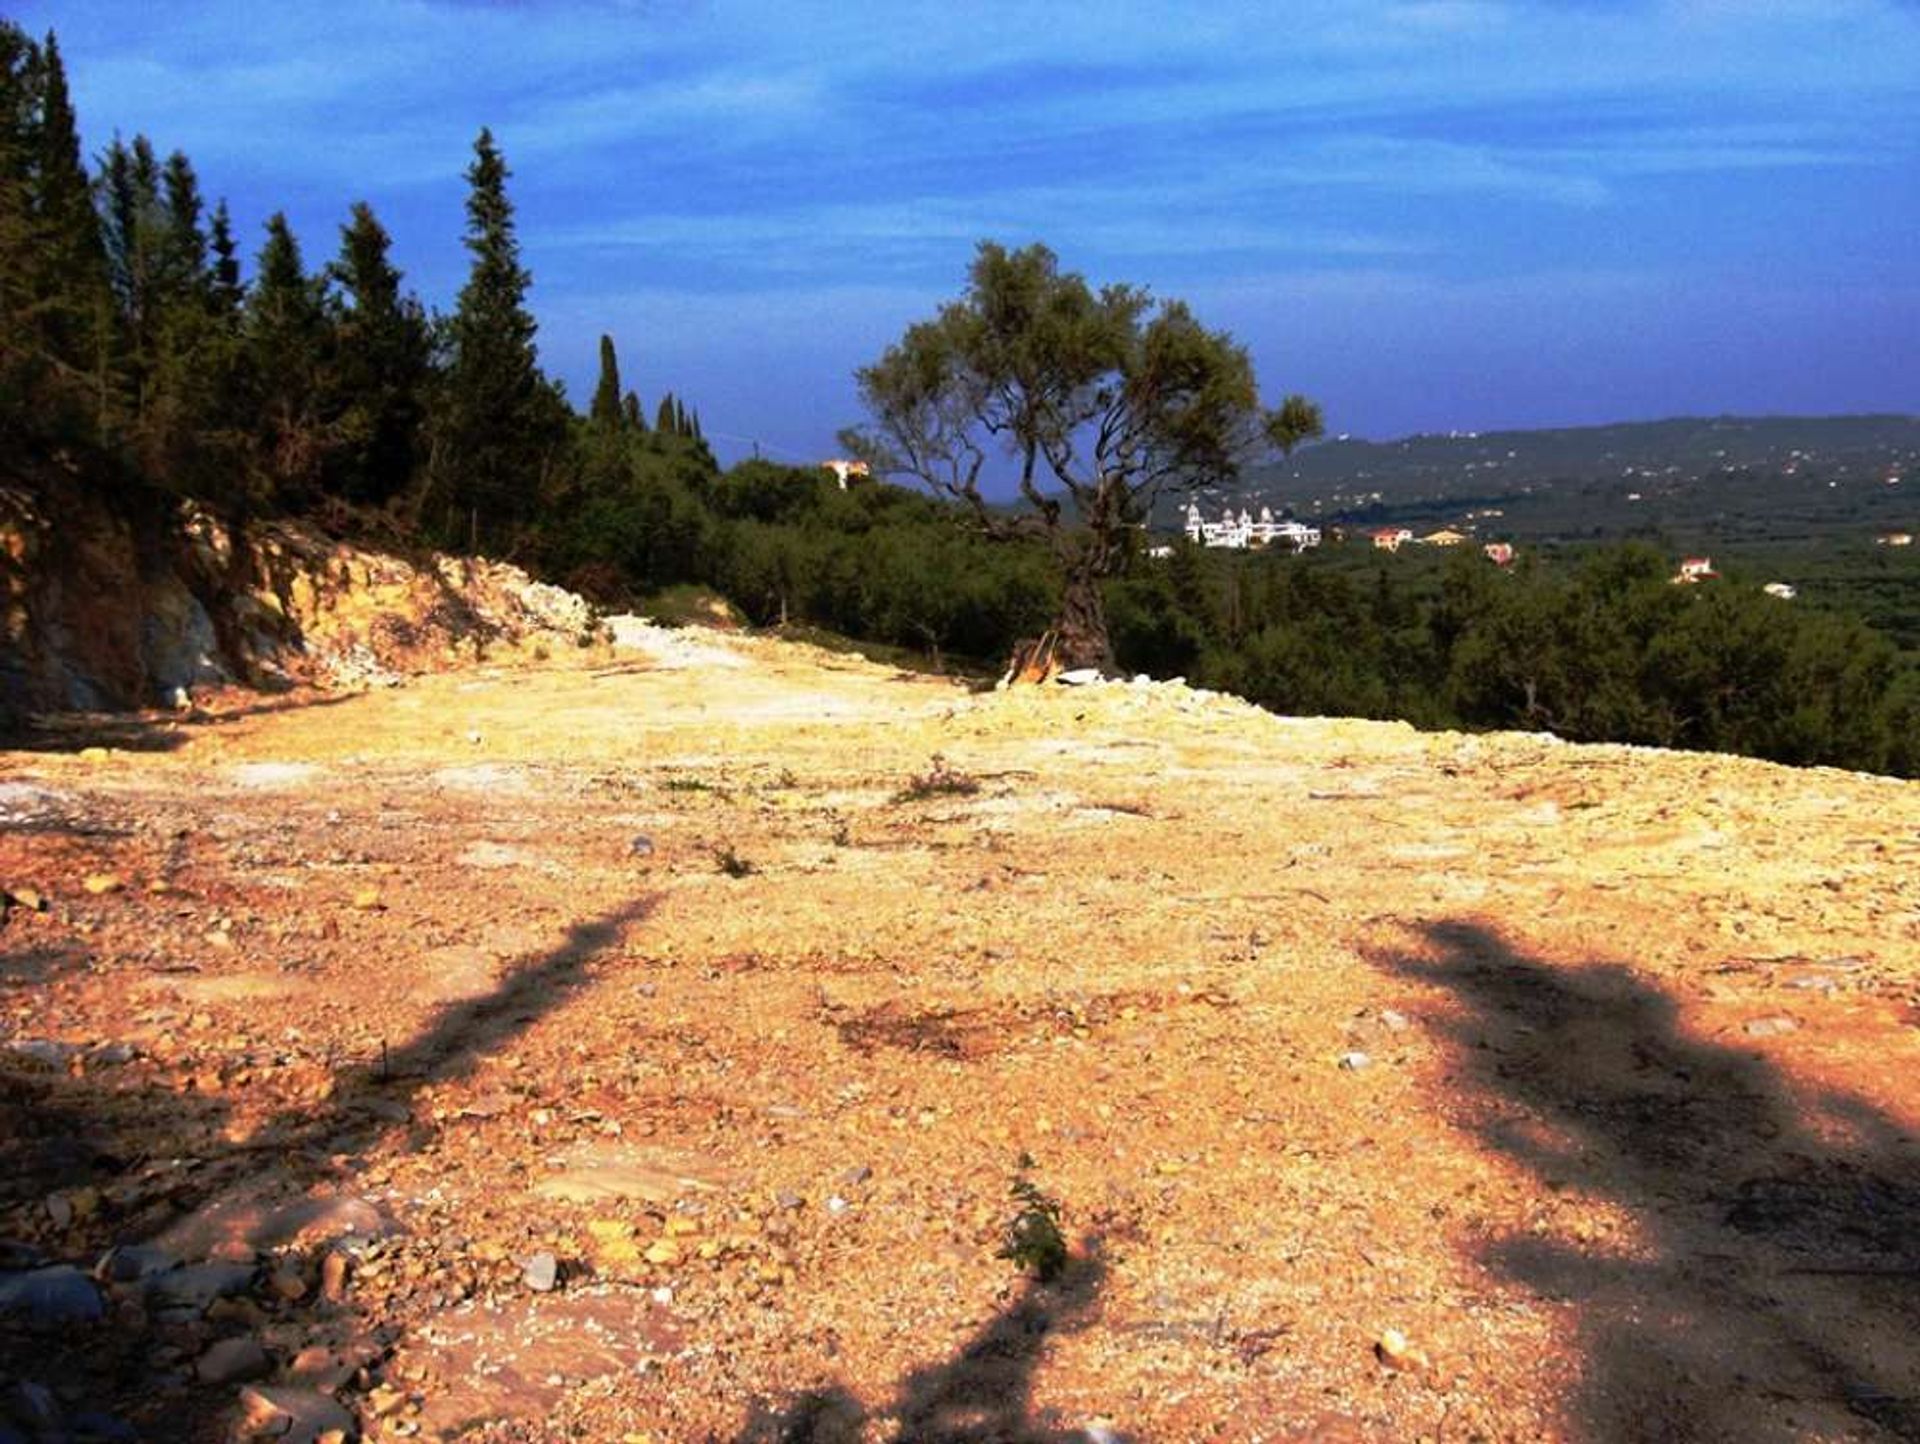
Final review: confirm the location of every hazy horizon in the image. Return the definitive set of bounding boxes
[20,1,1920,468]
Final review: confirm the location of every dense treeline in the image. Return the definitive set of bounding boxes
[4,26,611,551]
[2,23,1913,776]
[1109,543,1918,776]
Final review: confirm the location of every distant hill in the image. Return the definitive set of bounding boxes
[1162,414,1920,544]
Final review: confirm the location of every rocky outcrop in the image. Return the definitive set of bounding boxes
[0,475,603,720]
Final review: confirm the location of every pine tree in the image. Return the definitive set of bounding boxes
[0,23,41,441]
[243,211,331,509]
[27,33,110,433]
[590,332,622,428]
[159,151,207,298]
[324,200,430,505]
[654,391,675,436]
[1,26,116,453]
[97,134,168,424]
[207,200,242,318]
[430,127,565,549]
[621,389,645,432]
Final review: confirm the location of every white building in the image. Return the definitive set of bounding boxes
[1183,503,1321,552]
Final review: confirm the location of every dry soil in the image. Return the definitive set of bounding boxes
[3,630,1918,1443]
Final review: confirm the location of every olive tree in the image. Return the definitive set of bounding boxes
[842,241,1321,673]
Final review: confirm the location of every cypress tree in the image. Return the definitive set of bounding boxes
[654,391,675,435]
[431,127,564,549]
[590,332,621,428]
[621,390,645,432]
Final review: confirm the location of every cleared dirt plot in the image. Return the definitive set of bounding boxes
[3,628,1918,1442]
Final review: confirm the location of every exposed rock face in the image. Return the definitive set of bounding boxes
[0,476,603,719]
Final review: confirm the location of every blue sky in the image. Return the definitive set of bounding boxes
[16,0,1920,466]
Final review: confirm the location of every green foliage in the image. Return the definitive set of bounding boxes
[428,127,567,550]
[845,240,1318,670]
[998,1156,1067,1282]
[590,333,622,429]
[243,212,331,509]
[1267,393,1326,457]
[0,25,114,457]
[323,202,431,507]
[1104,539,1916,777]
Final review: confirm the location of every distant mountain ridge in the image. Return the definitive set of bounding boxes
[1155,413,1918,539]
[1255,413,1919,491]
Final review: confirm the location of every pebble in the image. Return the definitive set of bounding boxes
[1375,1327,1431,1372]
[0,1265,105,1324]
[235,1386,356,1444]
[629,835,654,858]
[351,888,382,910]
[1338,1051,1372,1071]
[841,1165,872,1186]
[4,1039,74,1069]
[1743,1015,1800,1038]
[270,1257,311,1301]
[523,1251,559,1292]
[146,1259,256,1312]
[82,873,124,895]
[319,1251,351,1302]
[1378,1009,1411,1032]
[5,886,45,911]
[197,1336,271,1384]
[97,1243,180,1283]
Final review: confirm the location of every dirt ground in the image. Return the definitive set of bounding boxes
[3,628,1918,1443]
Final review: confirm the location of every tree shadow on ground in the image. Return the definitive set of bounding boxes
[1379,919,1920,1442]
[5,690,359,755]
[734,1245,1121,1444]
[0,897,654,1441]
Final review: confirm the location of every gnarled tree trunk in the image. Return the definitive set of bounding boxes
[1055,566,1114,673]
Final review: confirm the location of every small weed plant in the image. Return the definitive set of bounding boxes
[998,1154,1067,1282]
[714,845,757,878]
[896,754,981,803]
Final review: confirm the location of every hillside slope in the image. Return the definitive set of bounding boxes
[2,633,1917,1442]
[1,475,603,724]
